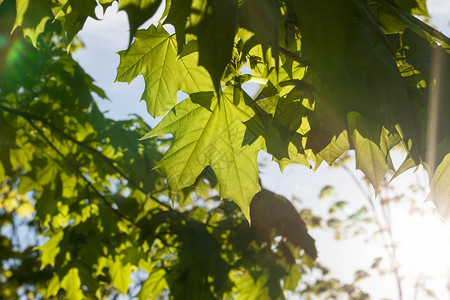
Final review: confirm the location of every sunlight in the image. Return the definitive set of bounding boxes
[395,204,450,272]
[394,202,450,298]
[385,161,450,299]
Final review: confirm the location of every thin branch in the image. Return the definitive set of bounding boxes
[341,163,403,300]
[0,105,172,211]
[26,117,135,224]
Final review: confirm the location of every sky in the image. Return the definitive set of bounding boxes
[73,2,450,299]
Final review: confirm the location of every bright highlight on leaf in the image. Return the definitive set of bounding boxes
[142,87,263,220]
[2,0,450,298]
[427,154,450,217]
[116,25,213,117]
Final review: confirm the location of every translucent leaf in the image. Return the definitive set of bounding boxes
[137,268,167,300]
[12,0,52,47]
[116,25,213,117]
[142,87,263,220]
[60,268,84,300]
[348,112,388,194]
[109,259,133,294]
[0,161,4,181]
[315,131,350,169]
[393,0,428,16]
[46,274,60,297]
[231,269,271,300]
[352,130,387,194]
[389,155,416,183]
[427,154,450,218]
[36,230,64,269]
[238,0,279,64]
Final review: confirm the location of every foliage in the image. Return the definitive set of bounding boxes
[6,0,450,218]
[0,3,317,298]
[4,0,450,218]
[1,0,450,298]
[120,0,450,218]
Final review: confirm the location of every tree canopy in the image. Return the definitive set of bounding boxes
[0,0,449,298]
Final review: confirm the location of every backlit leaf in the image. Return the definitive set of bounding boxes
[12,0,52,46]
[116,25,213,117]
[348,112,388,193]
[238,0,280,64]
[137,268,167,300]
[427,154,450,218]
[37,230,64,269]
[60,268,84,300]
[142,87,263,220]
[109,259,133,294]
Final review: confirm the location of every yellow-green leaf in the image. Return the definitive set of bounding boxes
[142,87,263,220]
[12,0,52,47]
[116,25,213,117]
[60,268,84,300]
[427,154,450,217]
[109,259,133,294]
[36,230,64,269]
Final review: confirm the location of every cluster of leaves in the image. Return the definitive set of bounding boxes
[10,0,449,218]
[0,2,319,298]
[119,0,450,219]
[3,0,450,297]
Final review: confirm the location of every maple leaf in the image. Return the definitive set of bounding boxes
[142,87,264,220]
[116,25,213,117]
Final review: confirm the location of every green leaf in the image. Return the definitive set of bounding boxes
[164,0,192,53]
[273,142,311,172]
[392,0,428,16]
[314,131,350,169]
[231,269,272,300]
[47,274,60,297]
[142,87,263,220]
[36,163,58,186]
[36,230,64,269]
[99,0,115,10]
[17,175,38,194]
[53,0,88,45]
[189,0,237,93]
[60,268,84,300]
[12,0,52,47]
[238,0,279,64]
[427,154,450,218]
[137,269,167,300]
[119,0,163,44]
[389,156,417,183]
[250,189,317,260]
[116,25,213,117]
[109,258,133,294]
[348,112,388,194]
[68,0,98,19]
